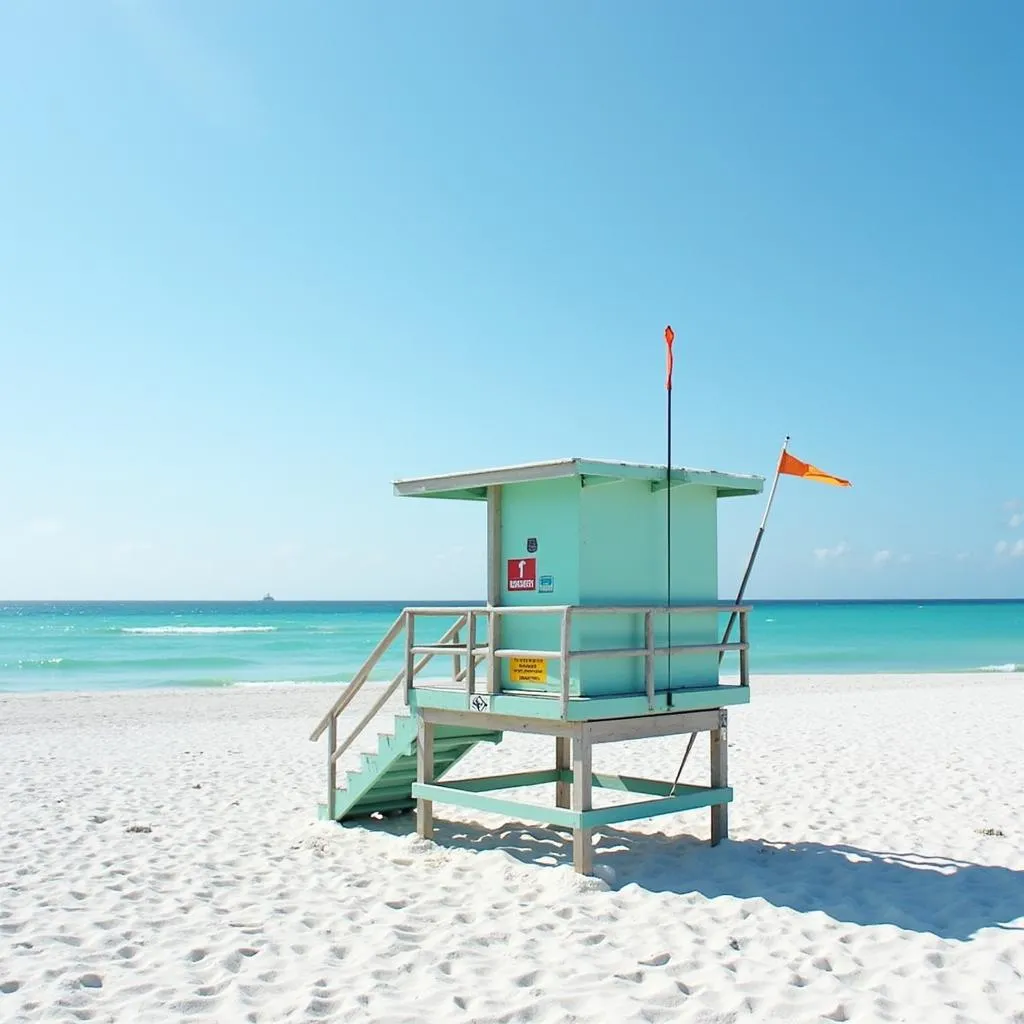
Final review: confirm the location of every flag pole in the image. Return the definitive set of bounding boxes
[718,434,791,660]
[664,326,679,796]
[671,436,790,794]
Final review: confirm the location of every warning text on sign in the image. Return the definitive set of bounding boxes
[509,657,547,683]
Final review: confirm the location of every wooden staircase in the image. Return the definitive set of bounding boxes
[318,712,503,821]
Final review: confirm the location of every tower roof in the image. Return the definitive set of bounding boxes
[393,458,764,501]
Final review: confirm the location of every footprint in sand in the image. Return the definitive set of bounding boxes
[639,952,671,967]
[614,970,645,984]
[305,996,336,1019]
[1,980,21,994]
[78,974,103,989]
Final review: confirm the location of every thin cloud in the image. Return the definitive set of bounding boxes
[814,541,849,562]
[1010,512,1024,529]
[955,551,971,562]
[993,540,1024,558]
[872,550,892,566]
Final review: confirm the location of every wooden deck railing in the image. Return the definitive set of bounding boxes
[311,604,750,820]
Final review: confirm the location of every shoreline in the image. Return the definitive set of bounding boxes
[2,669,1022,701]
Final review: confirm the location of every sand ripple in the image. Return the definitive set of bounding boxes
[2,675,1023,1022]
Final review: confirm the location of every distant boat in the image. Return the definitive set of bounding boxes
[262,592,275,602]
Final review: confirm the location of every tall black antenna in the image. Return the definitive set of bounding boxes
[664,325,675,676]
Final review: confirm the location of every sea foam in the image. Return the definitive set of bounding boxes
[121,626,278,635]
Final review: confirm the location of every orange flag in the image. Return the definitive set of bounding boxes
[664,325,675,390]
[778,451,852,487]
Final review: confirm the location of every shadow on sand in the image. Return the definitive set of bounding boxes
[353,814,1024,941]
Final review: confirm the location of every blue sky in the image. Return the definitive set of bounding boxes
[1,1,1022,600]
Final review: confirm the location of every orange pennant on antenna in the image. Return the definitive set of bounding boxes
[664,325,675,390]
[778,450,852,487]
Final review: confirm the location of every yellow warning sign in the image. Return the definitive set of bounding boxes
[509,657,547,683]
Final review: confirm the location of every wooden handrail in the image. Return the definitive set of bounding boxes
[319,615,468,757]
[330,673,407,765]
[310,613,406,741]
[332,637,487,766]
[487,640,748,661]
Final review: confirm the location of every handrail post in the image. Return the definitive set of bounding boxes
[404,610,415,703]
[452,623,461,684]
[466,610,477,697]
[644,610,655,710]
[325,716,337,820]
[559,607,572,719]
[739,609,749,687]
[486,607,499,695]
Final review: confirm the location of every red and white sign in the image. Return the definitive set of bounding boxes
[507,557,537,591]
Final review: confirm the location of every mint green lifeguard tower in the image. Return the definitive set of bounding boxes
[310,458,763,874]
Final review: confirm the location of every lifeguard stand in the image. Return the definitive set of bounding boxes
[311,458,763,874]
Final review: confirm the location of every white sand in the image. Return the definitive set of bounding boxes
[2,674,1023,1023]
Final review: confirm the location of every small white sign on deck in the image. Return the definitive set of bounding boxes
[469,693,491,713]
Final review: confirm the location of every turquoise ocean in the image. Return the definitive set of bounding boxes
[1,600,1022,695]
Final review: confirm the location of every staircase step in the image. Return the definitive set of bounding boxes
[358,747,466,774]
[396,734,500,753]
[352,762,453,786]
[349,781,423,803]
[328,717,505,821]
